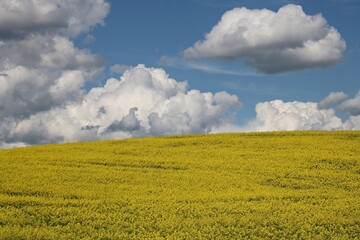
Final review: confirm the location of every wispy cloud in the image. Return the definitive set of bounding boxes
[110,64,133,74]
[192,0,297,8]
[223,81,287,96]
[159,56,262,77]
[83,34,95,44]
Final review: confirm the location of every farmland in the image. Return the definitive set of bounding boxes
[0,131,360,239]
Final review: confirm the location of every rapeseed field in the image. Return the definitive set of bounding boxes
[0,131,359,239]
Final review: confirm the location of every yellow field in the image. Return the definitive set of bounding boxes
[0,131,359,239]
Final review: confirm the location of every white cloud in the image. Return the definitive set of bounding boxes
[160,55,261,76]
[0,35,104,70]
[211,123,244,134]
[337,90,360,115]
[2,58,359,147]
[184,4,346,73]
[343,115,360,130]
[0,36,104,118]
[0,65,242,146]
[110,64,133,74]
[317,91,348,109]
[226,100,344,132]
[0,142,28,149]
[0,1,107,119]
[214,90,360,134]
[0,1,357,149]
[0,0,110,39]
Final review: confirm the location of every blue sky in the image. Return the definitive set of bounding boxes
[0,0,359,147]
[79,0,360,123]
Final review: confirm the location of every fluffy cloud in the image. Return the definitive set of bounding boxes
[0,1,241,147]
[2,58,359,147]
[0,0,109,39]
[317,91,348,109]
[0,65,241,147]
[0,1,357,149]
[245,100,343,131]
[184,4,346,73]
[0,37,104,119]
[0,35,103,71]
[0,0,107,118]
[343,115,360,130]
[214,92,360,134]
[337,90,360,115]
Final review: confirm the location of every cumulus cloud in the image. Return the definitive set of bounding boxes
[184,4,346,73]
[0,35,104,70]
[317,91,348,109]
[0,1,357,149]
[245,100,344,131]
[0,0,109,39]
[0,37,104,118]
[0,0,107,119]
[0,65,242,147]
[337,90,360,115]
[2,58,359,148]
[343,115,360,130]
[214,91,360,134]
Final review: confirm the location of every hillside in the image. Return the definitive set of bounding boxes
[0,131,359,239]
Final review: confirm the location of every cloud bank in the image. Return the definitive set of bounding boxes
[0,65,241,146]
[0,0,241,147]
[0,1,357,149]
[184,4,346,73]
[245,100,343,131]
[213,91,360,134]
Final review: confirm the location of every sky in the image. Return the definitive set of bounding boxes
[0,0,359,148]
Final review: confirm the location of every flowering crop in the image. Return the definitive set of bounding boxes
[0,131,359,239]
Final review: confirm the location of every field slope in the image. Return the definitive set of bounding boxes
[0,131,360,239]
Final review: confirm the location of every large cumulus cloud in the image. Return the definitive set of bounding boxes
[0,0,108,118]
[0,0,109,39]
[0,65,241,147]
[184,4,346,74]
[213,91,360,134]
[0,0,242,148]
[244,100,343,131]
[0,36,103,118]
